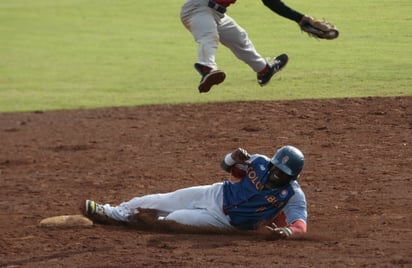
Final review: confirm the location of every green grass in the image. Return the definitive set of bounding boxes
[0,0,411,112]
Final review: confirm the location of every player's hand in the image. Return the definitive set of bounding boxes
[265,223,293,238]
[298,15,339,40]
[231,148,250,164]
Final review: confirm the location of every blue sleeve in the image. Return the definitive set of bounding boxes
[282,182,307,224]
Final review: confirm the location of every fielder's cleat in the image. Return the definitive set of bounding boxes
[194,63,226,93]
[257,53,289,86]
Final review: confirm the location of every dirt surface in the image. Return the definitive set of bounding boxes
[0,97,411,268]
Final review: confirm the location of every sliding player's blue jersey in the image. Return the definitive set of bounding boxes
[222,154,307,229]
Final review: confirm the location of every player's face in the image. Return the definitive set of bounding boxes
[268,165,291,186]
[269,166,287,180]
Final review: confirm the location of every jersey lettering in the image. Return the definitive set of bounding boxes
[247,166,264,190]
[265,195,278,205]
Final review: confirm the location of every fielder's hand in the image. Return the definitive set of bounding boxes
[299,15,339,40]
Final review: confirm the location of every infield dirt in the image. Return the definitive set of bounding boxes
[0,97,411,267]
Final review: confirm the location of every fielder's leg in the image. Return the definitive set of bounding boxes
[181,1,226,93]
[218,15,267,72]
[218,15,288,86]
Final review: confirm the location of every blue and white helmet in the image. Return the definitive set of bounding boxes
[270,145,304,180]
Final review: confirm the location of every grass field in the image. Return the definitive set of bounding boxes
[0,0,411,112]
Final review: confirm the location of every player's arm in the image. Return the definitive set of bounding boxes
[288,219,307,234]
[262,0,304,23]
[268,210,307,238]
[220,148,250,179]
[265,218,306,238]
[262,0,339,39]
[266,189,308,238]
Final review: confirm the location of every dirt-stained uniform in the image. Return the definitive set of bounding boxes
[84,146,308,238]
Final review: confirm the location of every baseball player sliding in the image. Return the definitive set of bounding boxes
[180,0,338,93]
[84,145,307,239]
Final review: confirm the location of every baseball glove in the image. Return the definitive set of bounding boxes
[299,16,339,40]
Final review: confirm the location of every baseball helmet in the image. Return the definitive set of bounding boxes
[270,145,304,180]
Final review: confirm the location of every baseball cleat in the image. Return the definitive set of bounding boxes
[85,200,104,216]
[257,53,289,86]
[194,63,226,93]
[83,200,121,225]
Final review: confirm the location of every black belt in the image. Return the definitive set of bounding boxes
[208,0,227,14]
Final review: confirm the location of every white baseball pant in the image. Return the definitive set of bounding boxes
[102,182,233,228]
[180,0,267,72]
